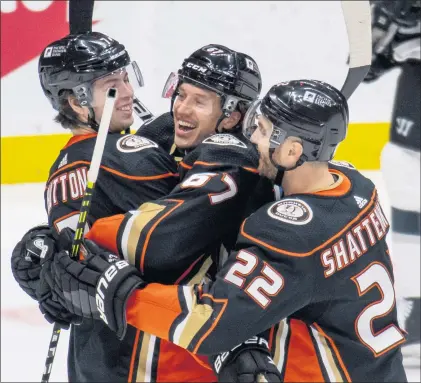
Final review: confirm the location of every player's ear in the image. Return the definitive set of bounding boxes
[290,140,303,161]
[220,111,241,131]
[68,95,89,122]
[276,137,303,168]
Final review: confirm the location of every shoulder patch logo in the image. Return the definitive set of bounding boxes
[117,135,158,153]
[202,134,247,148]
[329,160,356,169]
[267,199,313,225]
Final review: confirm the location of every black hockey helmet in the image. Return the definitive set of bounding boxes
[38,31,143,127]
[243,79,349,164]
[162,44,262,125]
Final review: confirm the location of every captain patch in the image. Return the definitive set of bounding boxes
[117,135,158,153]
[203,134,247,148]
[268,199,313,225]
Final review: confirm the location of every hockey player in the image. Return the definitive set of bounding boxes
[11,31,179,382]
[47,80,408,382]
[71,44,278,382]
[363,0,420,364]
[13,40,280,381]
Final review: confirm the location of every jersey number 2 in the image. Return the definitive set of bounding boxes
[224,250,284,308]
[351,262,405,357]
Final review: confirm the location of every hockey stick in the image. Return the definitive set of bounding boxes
[41,88,118,383]
[340,1,372,100]
[69,0,95,34]
[133,97,154,122]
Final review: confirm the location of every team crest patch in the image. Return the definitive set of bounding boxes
[329,160,356,169]
[267,199,313,225]
[117,135,158,153]
[202,134,247,148]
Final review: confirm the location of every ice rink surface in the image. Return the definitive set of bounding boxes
[1,173,420,382]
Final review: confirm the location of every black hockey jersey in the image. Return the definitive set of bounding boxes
[86,131,266,284]
[44,125,179,383]
[84,131,275,382]
[126,161,407,382]
[45,130,178,234]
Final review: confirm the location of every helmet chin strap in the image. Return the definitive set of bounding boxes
[268,148,307,186]
[215,113,227,133]
[87,107,100,131]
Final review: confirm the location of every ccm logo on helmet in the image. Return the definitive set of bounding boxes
[186,62,207,74]
[96,260,129,324]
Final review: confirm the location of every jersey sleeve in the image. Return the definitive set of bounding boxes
[86,146,260,284]
[125,209,317,355]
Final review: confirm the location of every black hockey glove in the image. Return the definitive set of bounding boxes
[211,336,281,383]
[364,1,421,83]
[11,224,81,329]
[11,225,51,300]
[44,228,146,339]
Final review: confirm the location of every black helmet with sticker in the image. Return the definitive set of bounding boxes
[243,79,349,164]
[38,31,144,129]
[162,44,262,126]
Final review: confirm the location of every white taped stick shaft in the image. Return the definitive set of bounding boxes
[87,88,117,183]
[341,1,372,68]
[340,1,372,100]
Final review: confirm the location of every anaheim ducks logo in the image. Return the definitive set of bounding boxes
[202,134,247,148]
[268,199,313,225]
[117,135,158,153]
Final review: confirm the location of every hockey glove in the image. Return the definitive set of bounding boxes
[211,336,281,383]
[11,224,51,300]
[364,1,421,83]
[45,229,146,339]
[11,224,80,329]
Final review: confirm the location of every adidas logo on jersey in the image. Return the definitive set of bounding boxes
[354,195,368,209]
[58,153,68,169]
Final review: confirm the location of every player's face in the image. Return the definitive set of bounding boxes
[250,115,278,180]
[92,70,135,132]
[173,83,224,149]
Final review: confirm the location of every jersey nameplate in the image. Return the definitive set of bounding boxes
[117,135,158,153]
[202,134,247,148]
[267,199,313,225]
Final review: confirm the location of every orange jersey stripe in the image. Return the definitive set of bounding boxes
[313,323,352,382]
[240,189,377,257]
[126,284,182,342]
[179,160,258,174]
[63,133,97,149]
[284,319,324,382]
[84,214,125,254]
[47,160,177,185]
[100,164,178,181]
